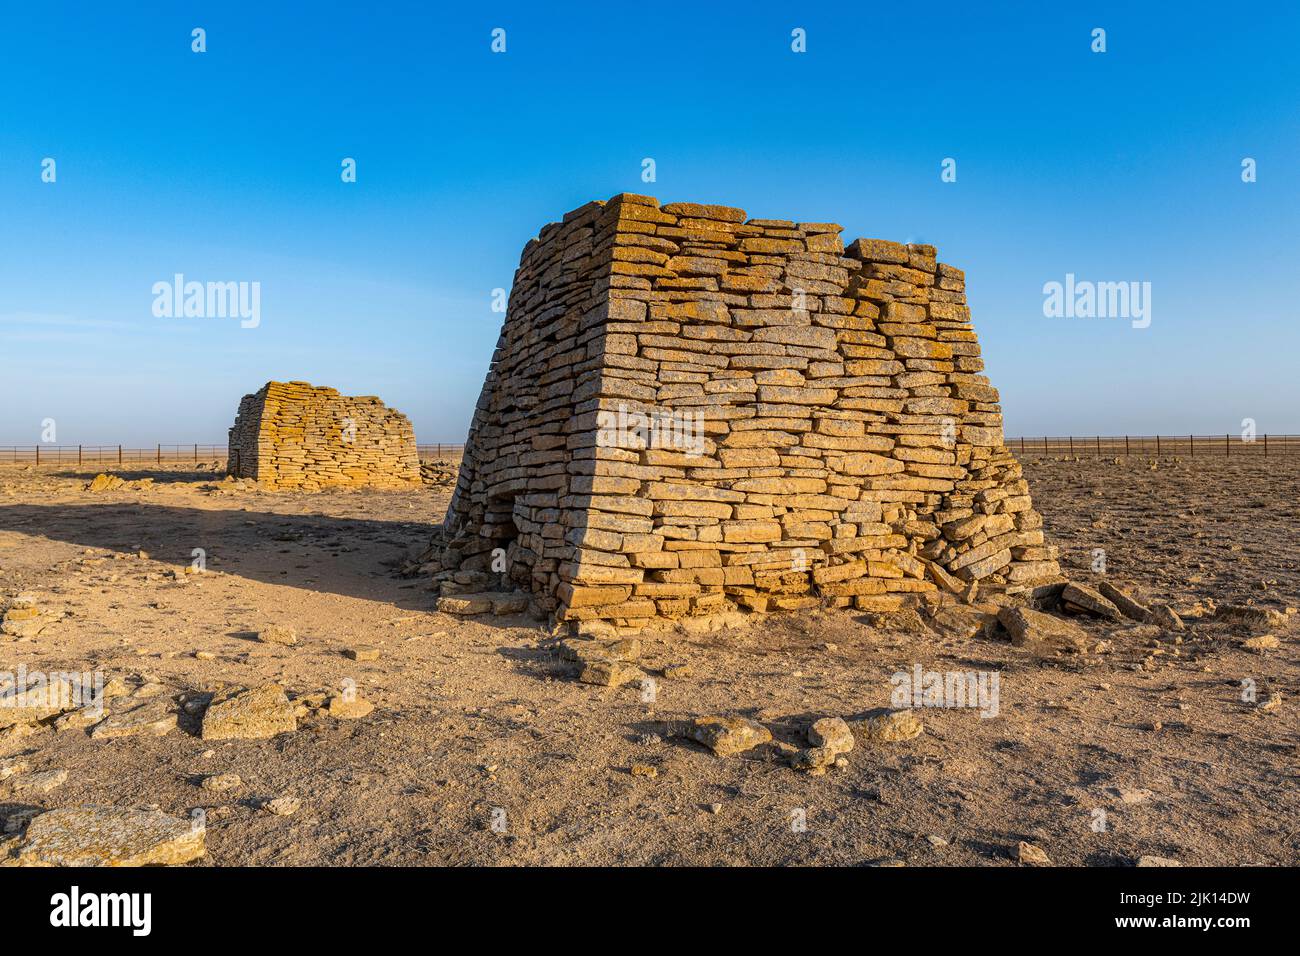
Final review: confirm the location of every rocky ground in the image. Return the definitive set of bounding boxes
[0,455,1296,866]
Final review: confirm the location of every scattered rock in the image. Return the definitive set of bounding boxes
[86,473,126,493]
[850,708,924,743]
[1061,583,1122,620]
[490,593,529,615]
[792,716,856,771]
[808,716,855,753]
[1109,787,1154,805]
[200,772,242,792]
[436,591,528,616]
[263,796,300,816]
[1097,582,1151,622]
[578,660,643,688]
[101,677,131,699]
[1147,604,1185,631]
[678,716,772,757]
[997,606,1089,653]
[0,676,76,728]
[200,684,297,740]
[1136,855,1181,867]
[1016,841,1052,866]
[661,663,694,679]
[559,637,641,665]
[3,807,205,866]
[257,625,298,646]
[1216,604,1289,632]
[1243,634,1280,651]
[90,700,177,740]
[1,595,54,640]
[327,694,374,719]
[630,763,658,778]
[11,768,67,794]
[344,646,381,662]
[436,595,492,615]
[925,603,993,639]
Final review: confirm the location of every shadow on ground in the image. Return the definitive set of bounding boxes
[0,503,439,611]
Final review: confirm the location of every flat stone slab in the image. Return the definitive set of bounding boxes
[201,683,296,740]
[1097,582,1151,622]
[850,708,924,742]
[578,660,642,687]
[327,695,374,719]
[998,606,1089,653]
[1061,583,1122,620]
[90,699,176,740]
[679,716,772,756]
[3,807,205,867]
[0,677,77,728]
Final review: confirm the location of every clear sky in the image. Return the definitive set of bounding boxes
[2,1,1297,445]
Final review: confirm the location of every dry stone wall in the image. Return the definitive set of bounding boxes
[434,194,1060,628]
[228,381,419,489]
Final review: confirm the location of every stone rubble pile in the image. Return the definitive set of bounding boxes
[1,594,56,641]
[428,194,1061,630]
[420,459,459,486]
[227,381,420,490]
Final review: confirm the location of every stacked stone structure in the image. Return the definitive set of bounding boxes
[228,381,419,489]
[433,194,1059,627]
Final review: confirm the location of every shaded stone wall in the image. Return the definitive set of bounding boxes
[228,381,419,489]
[437,194,1059,627]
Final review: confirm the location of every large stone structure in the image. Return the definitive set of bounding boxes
[433,194,1059,628]
[228,381,419,490]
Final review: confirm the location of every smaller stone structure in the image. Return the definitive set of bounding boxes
[227,381,419,489]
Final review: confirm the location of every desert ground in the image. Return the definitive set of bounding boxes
[0,454,1296,866]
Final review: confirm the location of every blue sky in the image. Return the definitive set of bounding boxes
[2,1,1297,445]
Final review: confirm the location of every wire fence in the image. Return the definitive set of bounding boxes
[1009,435,1300,458]
[417,444,465,459]
[0,443,466,467]
[5,436,1287,467]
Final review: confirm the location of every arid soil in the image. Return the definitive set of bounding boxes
[0,455,1296,866]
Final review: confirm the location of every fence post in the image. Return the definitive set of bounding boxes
[1020,437,1025,455]
[1124,435,1129,456]
[1156,435,1161,457]
[1096,435,1100,456]
[1225,433,1229,457]
[157,444,161,464]
[78,444,83,466]
[35,445,39,466]
[118,444,122,465]
[1068,436,1073,456]
[194,443,198,462]
[1189,434,1193,458]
